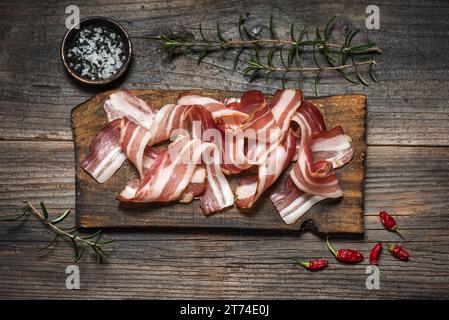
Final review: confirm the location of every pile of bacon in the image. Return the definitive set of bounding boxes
[82,89,354,224]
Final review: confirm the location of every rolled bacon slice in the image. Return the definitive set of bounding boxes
[103,89,156,130]
[291,100,326,149]
[310,126,354,169]
[290,142,342,199]
[271,177,325,224]
[81,119,127,183]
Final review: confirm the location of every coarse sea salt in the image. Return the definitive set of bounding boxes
[68,25,127,80]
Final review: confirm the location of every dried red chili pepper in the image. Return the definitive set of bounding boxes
[326,237,364,263]
[379,211,403,238]
[386,243,409,261]
[292,258,328,271]
[369,242,382,265]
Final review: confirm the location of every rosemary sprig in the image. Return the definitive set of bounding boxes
[158,15,381,94]
[1,201,114,263]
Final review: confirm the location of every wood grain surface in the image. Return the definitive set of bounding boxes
[72,90,366,233]
[1,0,449,299]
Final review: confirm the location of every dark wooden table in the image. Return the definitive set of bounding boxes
[1,0,449,299]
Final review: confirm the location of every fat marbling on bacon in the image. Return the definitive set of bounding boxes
[117,135,234,213]
[271,103,354,224]
[81,118,127,183]
[81,88,354,219]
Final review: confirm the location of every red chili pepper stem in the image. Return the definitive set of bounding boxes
[292,258,328,271]
[326,236,338,257]
[291,258,310,269]
[292,258,304,265]
[394,228,404,239]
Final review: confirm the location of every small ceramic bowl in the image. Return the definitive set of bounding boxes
[61,16,132,85]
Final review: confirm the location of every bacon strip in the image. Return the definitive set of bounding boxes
[118,136,234,213]
[271,177,325,224]
[142,146,167,174]
[291,100,326,148]
[178,93,248,124]
[270,89,303,133]
[103,89,156,129]
[290,142,342,199]
[81,119,127,183]
[179,165,207,203]
[119,117,153,177]
[236,131,296,208]
[310,126,354,169]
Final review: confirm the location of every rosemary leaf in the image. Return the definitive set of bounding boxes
[233,47,244,70]
[98,239,115,246]
[294,45,301,66]
[267,48,275,67]
[369,62,378,83]
[264,70,274,83]
[0,208,28,221]
[287,46,295,66]
[198,23,209,42]
[50,209,70,224]
[70,237,79,261]
[297,23,310,42]
[349,42,376,53]
[197,50,209,65]
[216,21,227,42]
[339,69,359,85]
[62,226,78,233]
[314,72,321,96]
[238,15,245,40]
[243,25,256,40]
[345,28,360,48]
[243,66,255,76]
[95,248,103,264]
[281,71,287,89]
[352,56,368,86]
[324,16,336,41]
[82,229,102,240]
[279,47,288,69]
[269,15,276,39]
[39,233,58,251]
[40,202,49,220]
[74,243,84,263]
[97,246,109,257]
[290,23,295,42]
[315,26,323,41]
[312,45,321,68]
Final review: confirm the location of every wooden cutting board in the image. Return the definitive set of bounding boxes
[71,89,366,234]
